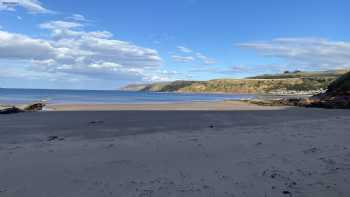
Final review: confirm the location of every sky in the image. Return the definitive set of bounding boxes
[0,0,349,89]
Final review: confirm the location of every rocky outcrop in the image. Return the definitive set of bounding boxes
[305,72,350,108]
[0,106,24,114]
[0,103,46,114]
[22,103,46,111]
[270,71,350,109]
[243,98,315,107]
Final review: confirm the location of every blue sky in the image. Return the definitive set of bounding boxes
[0,0,349,89]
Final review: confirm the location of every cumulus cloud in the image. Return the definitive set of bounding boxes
[0,1,180,87]
[238,38,350,69]
[171,55,195,63]
[0,65,70,81]
[0,0,52,14]
[0,20,167,83]
[0,31,57,60]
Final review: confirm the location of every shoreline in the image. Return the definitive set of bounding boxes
[47,100,289,111]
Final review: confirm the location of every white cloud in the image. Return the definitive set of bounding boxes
[190,65,244,74]
[196,53,216,65]
[0,65,68,81]
[39,20,83,30]
[238,38,350,69]
[177,46,192,53]
[173,46,216,65]
[0,0,52,14]
[0,30,57,60]
[67,14,88,22]
[171,55,195,63]
[0,20,168,83]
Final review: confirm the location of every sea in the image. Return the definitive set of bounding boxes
[0,88,256,104]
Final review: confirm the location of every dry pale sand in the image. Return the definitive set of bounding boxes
[1,103,350,197]
[48,101,287,111]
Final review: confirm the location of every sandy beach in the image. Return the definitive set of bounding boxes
[48,101,287,111]
[1,102,350,197]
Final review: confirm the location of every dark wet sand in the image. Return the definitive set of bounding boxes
[1,106,350,197]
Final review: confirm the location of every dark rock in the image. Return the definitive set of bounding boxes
[89,120,104,124]
[270,173,277,179]
[208,124,215,128]
[47,136,59,141]
[23,103,46,111]
[303,147,319,154]
[0,106,23,114]
[282,190,291,195]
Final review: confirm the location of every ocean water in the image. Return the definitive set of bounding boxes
[0,88,256,104]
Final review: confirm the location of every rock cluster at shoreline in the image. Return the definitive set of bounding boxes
[248,71,350,109]
[266,89,325,96]
[294,71,350,109]
[0,103,46,114]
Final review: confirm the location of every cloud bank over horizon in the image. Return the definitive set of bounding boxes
[0,0,183,88]
[0,0,349,89]
[238,38,350,70]
[0,20,170,83]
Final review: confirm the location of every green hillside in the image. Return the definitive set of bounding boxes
[121,70,349,94]
[121,81,199,92]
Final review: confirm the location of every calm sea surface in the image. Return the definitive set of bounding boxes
[0,88,256,104]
